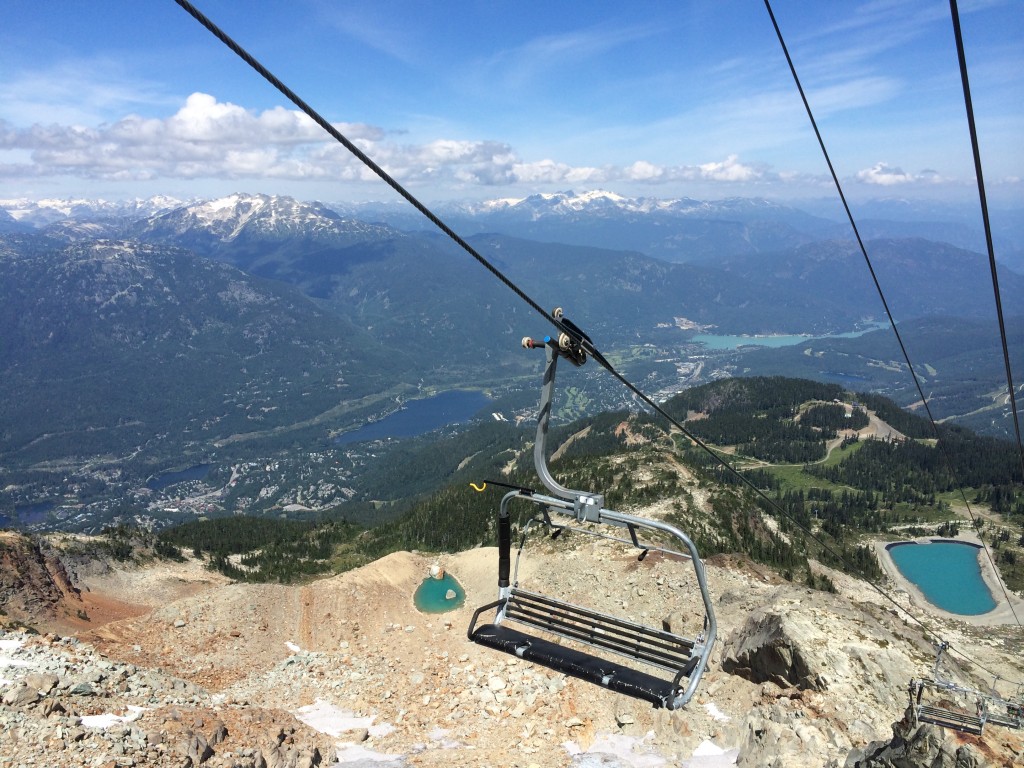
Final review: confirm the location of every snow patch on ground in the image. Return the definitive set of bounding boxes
[294,700,403,764]
[426,726,461,749]
[682,740,739,767]
[563,733,738,768]
[705,702,731,722]
[1,638,32,685]
[293,699,395,738]
[565,731,669,767]
[332,743,405,764]
[80,706,147,729]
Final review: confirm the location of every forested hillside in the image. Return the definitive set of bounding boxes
[146,377,1023,589]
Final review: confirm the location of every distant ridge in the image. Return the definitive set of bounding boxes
[0,196,186,227]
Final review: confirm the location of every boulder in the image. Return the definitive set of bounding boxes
[25,672,59,693]
[180,732,214,765]
[2,683,40,708]
[208,720,228,746]
[721,610,827,691]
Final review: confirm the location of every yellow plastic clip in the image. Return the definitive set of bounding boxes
[469,482,487,492]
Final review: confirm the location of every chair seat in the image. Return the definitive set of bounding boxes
[470,622,683,708]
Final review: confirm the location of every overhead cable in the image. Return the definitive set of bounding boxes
[174,0,1020,682]
[172,0,960,649]
[172,0,577,352]
[948,0,1024,486]
[764,0,1023,653]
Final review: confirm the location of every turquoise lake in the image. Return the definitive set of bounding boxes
[887,540,996,615]
[413,573,466,613]
[692,324,885,351]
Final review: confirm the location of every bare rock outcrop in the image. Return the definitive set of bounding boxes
[847,708,990,767]
[722,608,827,690]
[0,531,82,624]
[721,589,916,704]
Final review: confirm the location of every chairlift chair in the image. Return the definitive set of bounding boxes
[911,678,988,735]
[983,679,1024,731]
[985,696,1024,730]
[910,642,988,735]
[467,323,717,710]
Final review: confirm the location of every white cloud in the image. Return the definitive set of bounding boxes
[625,161,663,181]
[0,94,785,195]
[0,57,179,130]
[0,94,386,182]
[505,159,564,184]
[856,162,919,186]
[803,77,901,117]
[479,23,656,93]
[697,155,760,182]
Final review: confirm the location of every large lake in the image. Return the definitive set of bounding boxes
[335,390,491,446]
[146,463,214,491]
[693,325,884,351]
[887,540,997,615]
[0,500,56,528]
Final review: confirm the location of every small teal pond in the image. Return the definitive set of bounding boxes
[413,573,466,613]
[887,540,997,615]
[335,390,491,446]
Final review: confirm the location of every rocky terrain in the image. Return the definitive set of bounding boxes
[2,526,1022,767]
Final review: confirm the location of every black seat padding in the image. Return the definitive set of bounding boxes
[471,622,686,708]
[468,590,701,709]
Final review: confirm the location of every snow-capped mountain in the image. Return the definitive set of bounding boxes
[137,193,397,245]
[0,207,27,233]
[4,190,1008,266]
[0,196,185,227]
[453,189,802,220]
[424,190,832,262]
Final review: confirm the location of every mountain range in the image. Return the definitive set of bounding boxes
[2,190,1021,767]
[50,192,1024,335]
[7,189,1022,265]
[1,191,1021,479]
[0,234,409,468]
[330,189,1024,269]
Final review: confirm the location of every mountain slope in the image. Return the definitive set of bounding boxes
[729,316,1024,433]
[696,237,1024,322]
[0,208,28,234]
[131,195,1024,339]
[0,234,405,467]
[3,521,1022,766]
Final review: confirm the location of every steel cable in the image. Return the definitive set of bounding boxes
[173,0,1022,685]
[765,0,1023,677]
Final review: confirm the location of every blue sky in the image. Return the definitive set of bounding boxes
[1,0,1021,205]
